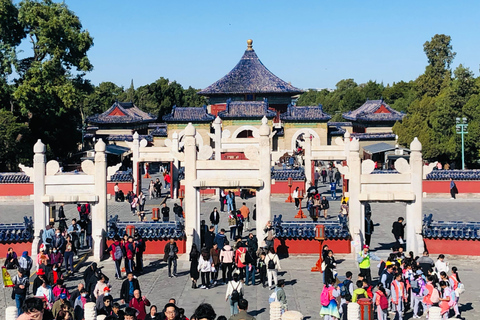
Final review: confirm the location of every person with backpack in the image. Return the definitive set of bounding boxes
[439,281,455,319]
[124,236,135,274]
[423,275,440,317]
[352,280,368,302]
[339,271,353,319]
[373,284,389,320]
[265,247,281,290]
[449,266,463,318]
[236,211,244,236]
[235,241,247,280]
[225,273,243,316]
[270,279,287,312]
[411,270,426,319]
[228,212,237,241]
[391,273,407,320]
[257,252,268,287]
[320,278,340,320]
[362,279,373,299]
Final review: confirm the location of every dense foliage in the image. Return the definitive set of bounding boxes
[298,34,480,167]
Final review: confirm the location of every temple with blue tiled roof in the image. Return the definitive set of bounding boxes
[85,101,157,148]
[198,39,303,120]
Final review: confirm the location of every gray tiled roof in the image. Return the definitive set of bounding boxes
[343,99,404,122]
[280,104,331,121]
[198,49,303,95]
[87,101,156,124]
[162,105,215,123]
[217,99,276,119]
[350,132,396,140]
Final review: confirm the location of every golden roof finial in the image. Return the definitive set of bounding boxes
[247,39,253,51]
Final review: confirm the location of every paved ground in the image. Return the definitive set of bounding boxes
[0,175,479,319]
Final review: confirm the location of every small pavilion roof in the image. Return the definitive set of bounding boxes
[198,40,303,96]
[280,104,331,121]
[343,99,404,122]
[162,105,215,123]
[87,101,156,124]
[217,99,276,119]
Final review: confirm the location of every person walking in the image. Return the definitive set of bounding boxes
[226,192,234,212]
[220,189,226,212]
[357,245,380,285]
[161,203,170,222]
[321,168,327,184]
[58,205,67,232]
[314,170,320,187]
[18,251,33,278]
[265,247,281,289]
[189,244,200,288]
[263,221,276,249]
[240,203,250,231]
[198,249,213,289]
[319,278,340,320]
[154,178,162,198]
[135,235,146,274]
[235,242,247,280]
[392,217,406,248]
[321,196,329,219]
[335,169,341,187]
[225,273,244,316]
[210,207,220,234]
[329,181,337,200]
[323,250,336,285]
[293,187,299,209]
[228,212,237,241]
[391,273,407,320]
[236,211,245,236]
[124,236,135,274]
[129,289,151,320]
[373,284,389,320]
[148,181,155,200]
[228,298,256,320]
[450,178,458,199]
[273,280,288,313]
[163,238,178,278]
[220,241,234,284]
[214,229,227,250]
[364,213,374,247]
[210,243,220,286]
[449,267,462,318]
[120,272,140,305]
[12,268,29,316]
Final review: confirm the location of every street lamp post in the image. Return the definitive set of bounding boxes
[456,117,468,170]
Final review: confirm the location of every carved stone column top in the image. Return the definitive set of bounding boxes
[350,138,359,152]
[94,139,106,152]
[34,139,46,153]
[410,137,422,151]
[185,122,196,136]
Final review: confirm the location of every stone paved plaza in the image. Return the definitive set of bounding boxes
[1,192,480,319]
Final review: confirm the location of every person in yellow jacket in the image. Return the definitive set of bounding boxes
[357,245,381,284]
[352,280,368,302]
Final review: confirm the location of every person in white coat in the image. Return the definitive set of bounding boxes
[198,249,213,289]
[225,273,244,316]
[265,247,281,290]
[435,254,449,274]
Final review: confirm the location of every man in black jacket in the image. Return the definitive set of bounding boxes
[392,217,405,248]
[12,268,29,316]
[204,225,215,250]
[209,207,220,234]
[163,238,178,278]
[120,272,141,305]
[161,203,170,222]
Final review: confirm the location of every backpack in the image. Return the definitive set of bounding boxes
[237,216,244,227]
[126,244,134,260]
[455,282,465,296]
[410,279,420,294]
[320,286,330,307]
[269,288,279,303]
[379,293,388,310]
[114,244,123,260]
[267,254,276,270]
[230,283,242,302]
[238,250,246,264]
[340,280,352,301]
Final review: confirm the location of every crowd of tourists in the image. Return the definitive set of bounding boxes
[319,244,464,320]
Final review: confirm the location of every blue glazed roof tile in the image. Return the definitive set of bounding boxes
[280,104,331,121]
[343,99,404,122]
[150,125,168,137]
[350,132,396,140]
[198,44,303,95]
[87,101,156,124]
[105,134,153,142]
[162,105,215,123]
[217,99,276,119]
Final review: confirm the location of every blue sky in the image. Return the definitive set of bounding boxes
[58,1,479,90]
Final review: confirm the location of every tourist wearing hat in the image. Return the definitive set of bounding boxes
[12,268,29,316]
[357,244,380,285]
[32,268,49,297]
[52,279,70,301]
[411,269,426,318]
[97,287,113,312]
[275,280,288,312]
[52,292,73,318]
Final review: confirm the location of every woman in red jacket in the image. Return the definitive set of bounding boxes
[129,289,150,320]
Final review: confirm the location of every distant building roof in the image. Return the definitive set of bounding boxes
[87,101,156,125]
[343,99,404,122]
[162,105,215,123]
[150,124,168,137]
[280,104,331,121]
[105,134,153,142]
[363,142,396,154]
[198,40,303,96]
[217,99,276,119]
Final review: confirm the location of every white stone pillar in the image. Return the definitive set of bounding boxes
[93,139,107,261]
[32,139,46,265]
[84,302,97,320]
[348,138,362,254]
[347,302,360,320]
[172,132,179,200]
[184,123,199,251]
[132,132,140,194]
[270,301,282,320]
[344,131,351,164]
[213,116,222,161]
[5,306,17,320]
[408,137,424,255]
[257,116,272,247]
[304,135,312,186]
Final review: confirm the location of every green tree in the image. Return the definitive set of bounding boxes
[0,109,30,171]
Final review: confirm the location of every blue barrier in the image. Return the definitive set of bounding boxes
[107,215,185,240]
[0,217,33,242]
[423,213,480,240]
[272,214,350,240]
